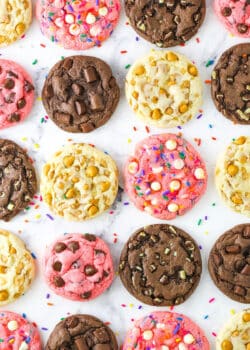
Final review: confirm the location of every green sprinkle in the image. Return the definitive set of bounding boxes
[198,219,202,226]
[0,339,3,343]
[159,144,164,150]
[51,35,55,42]
[166,162,171,168]
[32,59,38,65]
[40,117,44,123]
[135,185,141,191]
[179,152,185,159]
[212,202,216,206]
[61,56,65,60]
[163,195,169,200]
[125,64,131,69]
[48,12,55,16]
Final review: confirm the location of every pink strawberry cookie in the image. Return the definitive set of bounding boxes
[123,311,210,350]
[43,233,114,301]
[214,0,250,37]
[0,60,34,129]
[124,133,207,220]
[36,0,121,50]
[0,311,41,350]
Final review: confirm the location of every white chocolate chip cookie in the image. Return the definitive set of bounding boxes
[0,0,32,47]
[0,229,35,305]
[40,143,119,221]
[216,309,250,350]
[125,50,202,128]
[215,136,250,217]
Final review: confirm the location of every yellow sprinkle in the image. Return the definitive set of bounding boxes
[129,303,134,308]
[175,338,182,343]
[128,138,132,144]
[21,137,27,141]
[37,96,42,101]
[230,309,236,315]
[9,339,15,344]
[204,231,209,235]
[35,214,41,219]
[34,143,40,149]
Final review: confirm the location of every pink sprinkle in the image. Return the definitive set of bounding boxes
[196,37,200,43]
[120,50,127,54]
[209,297,215,303]
[40,43,46,48]
[212,332,217,337]
[121,304,126,307]
[109,211,114,214]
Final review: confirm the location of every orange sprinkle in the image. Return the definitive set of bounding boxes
[47,302,54,306]
[145,126,150,133]
[205,80,211,84]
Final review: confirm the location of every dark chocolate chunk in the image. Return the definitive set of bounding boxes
[84,234,96,242]
[4,78,15,89]
[54,242,67,253]
[54,276,65,287]
[68,241,80,253]
[24,80,34,92]
[84,264,97,276]
[53,261,62,272]
[17,98,26,109]
[221,7,232,16]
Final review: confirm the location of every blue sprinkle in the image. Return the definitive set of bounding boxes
[173,323,181,335]
[31,252,37,259]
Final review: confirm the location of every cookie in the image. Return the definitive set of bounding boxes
[123,311,210,350]
[124,133,207,220]
[119,224,202,306]
[124,0,206,47]
[0,59,35,129]
[0,139,37,221]
[36,0,121,50]
[211,43,250,124]
[42,55,120,133]
[41,143,118,221]
[46,314,118,350]
[0,229,35,306]
[0,311,41,350]
[214,0,250,37]
[215,136,250,216]
[125,50,202,128]
[208,224,250,303]
[43,233,114,301]
[216,309,250,350]
[0,0,32,47]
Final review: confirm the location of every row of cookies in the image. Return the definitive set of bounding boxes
[0,223,248,307]
[0,43,249,133]
[1,0,249,49]
[2,132,250,223]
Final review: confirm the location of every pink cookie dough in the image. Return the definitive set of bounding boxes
[0,60,34,130]
[214,0,250,37]
[36,0,121,50]
[43,233,114,301]
[123,311,210,350]
[0,311,41,350]
[124,134,207,220]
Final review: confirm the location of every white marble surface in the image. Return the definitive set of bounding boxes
[0,0,250,348]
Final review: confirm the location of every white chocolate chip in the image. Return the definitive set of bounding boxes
[178,343,187,350]
[183,333,195,344]
[86,13,96,24]
[170,180,181,191]
[54,0,65,8]
[69,24,80,36]
[55,17,64,27]
[161,346,169,350]
[156,323,166,329]
[65,14,75,24]
[194,168,205,179]
[151,198,158,206]
[19,342,29,350]
[150,181,161,191]
[173,159,184,170]
[166,139,177,150]
[143,330,153,340]
[128,161,138,174]
[90,26,101,37]
[7,320,18,331]
[152,166,163,174]
[168,203,179,213]
[144,206,153,214]
[98,7,108,16]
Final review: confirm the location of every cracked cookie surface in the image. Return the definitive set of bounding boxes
[42,55,120,133]
[119,224,202,306]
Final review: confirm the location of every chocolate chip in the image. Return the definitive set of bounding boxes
[234,285,246,296]
[54,242,67,253]
[221,7,232,16]
[17,98,26,109]
[159,274,168,284]
[68,241,80,253]
[93,345,112,350]
[44,85,53,98]
[4,78,15,89]
[84,67,98,83]
[72,83,82,95]
[74,338,88,350]
[55,113,72,125]
[89,94,104,111]
[81,291,91,299]
[226,245,241,254]
[237,23,248,33]
[8,71,18,78]
[244,226,250,238]
[4,92,16,103]
[95,249,105,255]
[84,264,98,276]
[54,276,65,287]
[8,113,20,122]
[241,264,250,275]
[24,80,34,92]
[75,101,86,115]
[103,271,109,277]
[66,316,79,328]
[53,261,62,271]
[84,234,96,241]
[0,66,2,74]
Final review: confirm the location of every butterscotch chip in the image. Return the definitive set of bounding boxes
[40,143,119,221]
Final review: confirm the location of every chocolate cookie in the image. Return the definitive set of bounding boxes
[208,224,250,303]
[119,224,202,306]
[211,43,250,124]
[45,314,118,350]
[42,55,120,133]
[124,0,206,47]
[0,139,37,221]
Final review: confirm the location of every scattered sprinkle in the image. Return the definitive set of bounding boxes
[209,297,215,303]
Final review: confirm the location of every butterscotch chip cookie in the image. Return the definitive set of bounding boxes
[211,43,250,124]
[125,50,202,128]
[0,0,32,47]
[0,229,35,306]
[215,136,250,216]
[40,143,119,221]
[119,224,202,306]
[0,139,37,221]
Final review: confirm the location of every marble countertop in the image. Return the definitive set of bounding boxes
[0,0,250,348]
